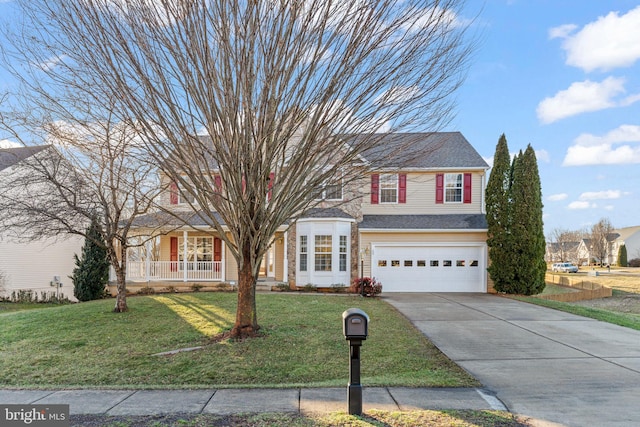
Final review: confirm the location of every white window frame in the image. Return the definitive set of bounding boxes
[314,235,333,272]
[445,173,463,203]
[379,173,398,204]
[178,182,196,205]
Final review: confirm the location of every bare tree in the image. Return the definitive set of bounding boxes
[591,218,615,267]
[0,108,167,312]
[9,0,475,336]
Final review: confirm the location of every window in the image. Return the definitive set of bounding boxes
[314,235,332,271]
[470,260,479,267]
[417,260,426,267]
[404,260,413,267]
[445,173,463,203]
[391,260,400,267]
[325,180,343,200]
[299,236,308,272]
[380,174,398,203]
[178,237,212,269]
[339,235,348,272]
[443,260,452,267]
[430,260,439,267]
[456,260,465,267]
[378,260,387,267]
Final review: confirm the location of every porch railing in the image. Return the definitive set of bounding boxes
[126,261,223,281]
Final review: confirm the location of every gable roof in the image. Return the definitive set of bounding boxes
[348,132,489,170]
[0,146,50,172]
[614,226,640,241]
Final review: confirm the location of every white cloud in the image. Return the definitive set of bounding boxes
[548,24,577,40]
[536,149,550,163]
[579,190,626,200]
[552,6,640,72]
[0,139,20,148]
[537,77,639,124]
[568,201,596,210]
[563,124,640,166]
[604,205,615,211]
[548,193,568,202]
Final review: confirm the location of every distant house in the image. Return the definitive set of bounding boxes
[126,132,491,293]
[610,226,640,266]
[0,146,83,301]
[545,241,580,264]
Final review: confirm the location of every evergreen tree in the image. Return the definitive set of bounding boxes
[486,134,514,292]
[72,218,110,301]
[509,146,546,295]
[618,244,628,267]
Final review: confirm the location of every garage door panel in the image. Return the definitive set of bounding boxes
[371,245,484,292]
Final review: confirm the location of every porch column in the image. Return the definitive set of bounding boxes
[145,240,151,282]
[283,231,288,283]
[183,230,188,282]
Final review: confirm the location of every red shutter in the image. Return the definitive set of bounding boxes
[170,237,178,272]
[398,174,407,203]
[268,172,275,201]
[169,182,178,205]
[464,173,472,204]
[213,237,222,273]
[213,237,222,261]
[214,175,222,192]
[435,173,444,204]
[370,174,379,204]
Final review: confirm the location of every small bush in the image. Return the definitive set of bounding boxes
[6,289,70,304]
[628,258,640,267]
[191,283,204,292]
[331,283,348,293]
[137,286,155,295]
[351,277,382,297]
[274,282,290,291]
[301,283,317,292]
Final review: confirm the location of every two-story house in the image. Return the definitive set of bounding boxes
[123,132,490,293]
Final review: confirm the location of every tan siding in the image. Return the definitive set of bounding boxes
[274,232,284,282]
[359,231,487,277]
[361,172,485,215]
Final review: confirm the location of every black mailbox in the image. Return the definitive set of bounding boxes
[342,308,369,340]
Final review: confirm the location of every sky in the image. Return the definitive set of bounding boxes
[1,0,639,237]
[450,0,640,236]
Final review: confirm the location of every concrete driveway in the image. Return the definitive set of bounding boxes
[384,293,640,427]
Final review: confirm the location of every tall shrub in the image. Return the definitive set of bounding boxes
[486,137,545,295]
[618,244,628,267]
[72,218,110,301]
[486,134,514,292]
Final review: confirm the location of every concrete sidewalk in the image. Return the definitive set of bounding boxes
[0,387,505,416]
[385,293,640,427]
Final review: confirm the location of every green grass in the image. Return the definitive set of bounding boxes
[71,410,531,427]
[512,295,640,330]
[0,293,477,388]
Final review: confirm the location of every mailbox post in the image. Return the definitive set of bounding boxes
[342,308,369,416]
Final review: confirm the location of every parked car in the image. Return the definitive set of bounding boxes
[552,262,579,273]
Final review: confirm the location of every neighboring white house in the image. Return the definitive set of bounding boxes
[610,226,640,266]
[0,146,83,301]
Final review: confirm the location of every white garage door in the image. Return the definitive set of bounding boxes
[371,244,485,292]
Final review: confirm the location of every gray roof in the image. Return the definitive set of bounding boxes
[359,214,487,230]
[348,132,489,169]
[301,208,354,220]
[0,146,50,172]
[130,210,226,228]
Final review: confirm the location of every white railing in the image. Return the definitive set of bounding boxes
[126,261,223,281]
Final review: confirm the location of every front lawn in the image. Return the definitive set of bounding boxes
[0,293,477,388]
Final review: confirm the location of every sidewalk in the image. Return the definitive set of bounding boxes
[0,387,506,416]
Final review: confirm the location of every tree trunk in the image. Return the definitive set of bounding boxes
[112,243,128,313]
[231,241,259,338]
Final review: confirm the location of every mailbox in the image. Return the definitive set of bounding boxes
[342,308,369,340]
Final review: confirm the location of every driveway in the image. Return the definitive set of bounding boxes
[384,293,640,427]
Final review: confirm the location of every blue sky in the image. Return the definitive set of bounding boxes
[452,0,640,235]
[1,0,639,236]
